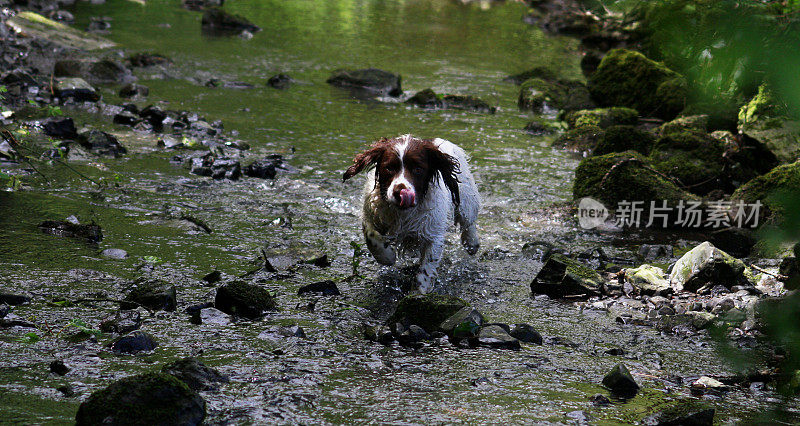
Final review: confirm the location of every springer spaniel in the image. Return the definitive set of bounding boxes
[343,135,480,293]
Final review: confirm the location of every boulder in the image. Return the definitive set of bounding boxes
[386,293,468,333]
[530,253,604,298]
[201,8,261,36]
[669,242,749,294]
[161,357,229,391]
[75,372,205,425]
[326,68,402,97]
[601,363,639,395]
[54,77,99,102]
[99,310,141,334]
[518,78,594,113]
[476,325,520,350]
[564,107,638,129]
[731,160,800,224]
[658,115,709,136]
[438,306,485,338]
[588,49,686,120]
[297,280,340,296]
[738,84,800,164]
[552,125,604,152]
[214,281,276,319]
[624,264,669,295]
[43,118,78,139]
[573,151,696,211]
[110,331,158,354]
[593,125,654,156]
[648,130,727,195]
[77,130,127,157]
[122,279,177,311]
[54,59,133,85]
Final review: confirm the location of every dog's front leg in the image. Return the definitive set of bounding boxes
[416,238,444,294]
[364,225,396,266]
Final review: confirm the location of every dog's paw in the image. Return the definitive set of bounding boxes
[366,236,396,266]
[461,225,480,255]
[415,270,435,294]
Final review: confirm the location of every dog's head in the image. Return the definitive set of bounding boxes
[343,135,460,209]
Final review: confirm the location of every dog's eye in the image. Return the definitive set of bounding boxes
[413,167,425,176]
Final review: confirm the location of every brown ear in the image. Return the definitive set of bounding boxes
[427,146,461,206]
[343,140,388,182]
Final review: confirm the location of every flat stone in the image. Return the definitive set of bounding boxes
[7,11,116,50]
[476,325,521,350]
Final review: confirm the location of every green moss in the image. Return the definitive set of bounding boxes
[519,78,593,113]
[594,125,654,156]
[658,115,709,136]
[75,372,205,425]
[732,161,800,221]
[648,130,726,194]
[573,151,697,207]
[552,125,603,152]
[563,107,639,129]
[738,84,779,126]
[386,293,468,332]
[588,49,686,120]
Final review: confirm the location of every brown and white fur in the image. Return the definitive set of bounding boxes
[343,135,480,293]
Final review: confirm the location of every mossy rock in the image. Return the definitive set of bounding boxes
[75,372,205,425]
[6,11,116,50]
[588,49,686,120]
[214,280,277,319]
[122,279,177,312]
[593,125,654,156]
[552,125,604,152]
[738,84,800,164]
[563,107,638,129]
[669,241,749,294]
[504,66,559,85]
[573,151,696,208]
[531,253,604,298]
[386,294,468,333]
[731,160,800,224]
[658,115,709,136]
[518,78,594,114]
[648,130,726,195]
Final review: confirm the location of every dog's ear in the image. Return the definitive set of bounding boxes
[427,145,461,206]
[343,140,388,182]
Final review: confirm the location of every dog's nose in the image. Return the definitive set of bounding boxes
[393,186,416,208]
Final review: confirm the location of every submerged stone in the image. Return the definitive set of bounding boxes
[518,77,593,113]
[75,372,205,425]
[387,293,468,333]
[7,11,116,50]
[267,73,292,89]
[161,357,229,391]
[78,130,127,158]
[530,253,603,298]
[669,242,749,294]
[214,281,276,319]
[201,7,261,36]
[39,220,102,243]
[326,68,402,97]
[509,323,543,344]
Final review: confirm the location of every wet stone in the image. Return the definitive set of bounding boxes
[669,242,748,294]
[75,372,205,426]
[601,363,639,395]
[590,393,611,406]
[38,220,102,243]
[0,292,31,305]
[113,110,140,126]
[397,324,430,345]
[57,384,75,397]
[128,53,171,67]
[161,357,229,391]
[122,279,177,312]
[439,306,485,337]
[110,331,158,354]
[99,310,141,334]
[202,270,222,284]
[476,325,520,350]
[326,68,402,97]
[530,253,603,298]
[54,77,99,102]
[638,244,673,261]
[100,248,128,259]
[243,158,279,179]
[201,7,261,36]
[387,293,468,333]
[49,360,70,376]
[214,281,276,319]
[119,83,149,98]
[267,73,291,89]
[297,280,340,296]
[643,406,714,426]
[43,117,78,139]
[77,130,127,158]
[278,325,306,338]
[191,307,232,326]
[510,323,543,344]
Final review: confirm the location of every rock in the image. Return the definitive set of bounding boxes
[49,360,70,376]
[86,17,111,33]
[161,357,228,391]
[573,151,697,211]
[638,244,673,261]
[48,10,74,23]
[99,310,141,334]
[77,130,127,157]
[100,248,128,259]
[190,307,230,326]
[708,227,756,258]
[624,265,670,295]
[438,306,485,337]
[128,53,171,67]
[552,125,604,152]
[523,120,558,136]
[731,160,800,224]
[592,125,654,156]
[406,89,495,113]
[190,154,241,180]
[780,257,800,291]
[691,376,729,392]
[648,130,727,195]
[564,107,638,129]
[588,49,686,120]
[39,220,102,242]
[54,59,133,85]
[43,118,78,139]
[405,88,443,109]
[397,324,430,345]
[687,311,716,330]
[738,84,800,164]
[122,279,177,311]
[201,7,261,36]
[110,331,158,354]
[509,323,543,344]
[670,242,749,294]
[590,394,611,406]
[75,372,205,425]
[267,73,291,89]
[530,253,604,298]
[297,280,340,296]
[202,270,222,284]
[243,158,279,179]
[54,77,100,102]
[601,363,639,395]
[504,66,558,85]
[658,115,709,136]
[643,406,714,426]
[518,78,593,114]
[326,68,402,97]
[139,105,168,131]
[278,325,306,338]
[113,110,141,127]
[363,324,394,345]
[119,83,149,98]
[214,281,276,319]
[57,384,75,397]
[6,11,116,50]
[476,325,520,350]
[386,294,468,333]
[0,304,9,318]
[0,292,31,305]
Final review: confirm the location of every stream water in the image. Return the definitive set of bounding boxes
[0,0,794,423]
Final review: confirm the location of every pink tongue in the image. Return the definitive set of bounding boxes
[399,188,415,207]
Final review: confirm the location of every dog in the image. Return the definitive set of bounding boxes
[343,134,480,293]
